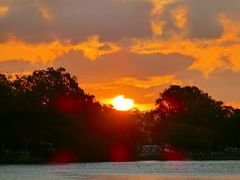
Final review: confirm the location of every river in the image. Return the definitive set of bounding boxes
[1,161,240,179]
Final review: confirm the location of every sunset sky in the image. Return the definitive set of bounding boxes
[0,0,240,110]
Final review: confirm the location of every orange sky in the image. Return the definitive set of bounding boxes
[0,0,240,110]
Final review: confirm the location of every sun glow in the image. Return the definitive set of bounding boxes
[112,95,134,111]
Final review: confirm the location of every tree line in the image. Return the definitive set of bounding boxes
[0,67,239,162]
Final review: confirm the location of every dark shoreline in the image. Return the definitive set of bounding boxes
[1,154,240,165]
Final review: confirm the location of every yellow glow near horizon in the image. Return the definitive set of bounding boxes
[112,95,134,111]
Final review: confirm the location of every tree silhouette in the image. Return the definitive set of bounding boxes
[1,70,240,163]
[152,85,238,152]
[0,67,140,162]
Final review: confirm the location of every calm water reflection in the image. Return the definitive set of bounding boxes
[0,161,240,179]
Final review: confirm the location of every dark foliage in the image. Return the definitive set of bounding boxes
[0,69,240,162]
[145,85,240,152]
[0,68,140,162]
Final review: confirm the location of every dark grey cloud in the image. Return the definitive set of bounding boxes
[0,0,152,42]
[0,60,47,73]
[186,0,224,39]
[156,0,240,39]
[2,0,240,42]
[198,70,240,103]
[0,60,32,72]
[0,1,49,42]
[53,49,193,83]
[186,0,240,39]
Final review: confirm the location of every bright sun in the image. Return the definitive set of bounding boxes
[112,95,134,111]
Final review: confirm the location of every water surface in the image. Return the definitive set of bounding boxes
[1,161,240,179]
